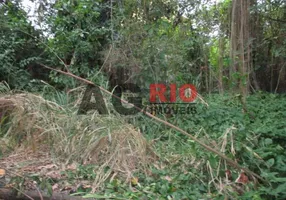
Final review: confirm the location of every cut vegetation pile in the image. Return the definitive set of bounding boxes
[0,91,157,192]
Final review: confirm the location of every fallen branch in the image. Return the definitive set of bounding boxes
[39,64,267,183]
[0,188,34,200]
[0,188,90,200]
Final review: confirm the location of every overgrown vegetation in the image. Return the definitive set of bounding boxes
[0,0,286,199]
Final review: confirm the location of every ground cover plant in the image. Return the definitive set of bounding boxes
[1,84,286,199]
[0,0,286,199]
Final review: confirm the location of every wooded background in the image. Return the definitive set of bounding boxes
[0,0,285,96]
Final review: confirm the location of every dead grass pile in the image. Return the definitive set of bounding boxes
[0,89,157,190]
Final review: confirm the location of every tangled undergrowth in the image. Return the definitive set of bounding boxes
[0,82,286,199]
[133,92,286,199]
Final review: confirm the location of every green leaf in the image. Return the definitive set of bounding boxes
[266,158,275,167]
[264,138,273,145]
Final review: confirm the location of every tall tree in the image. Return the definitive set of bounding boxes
[230,0,251,102]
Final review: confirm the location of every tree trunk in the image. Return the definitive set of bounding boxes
[218,36,225,94]
[230,0,251,103]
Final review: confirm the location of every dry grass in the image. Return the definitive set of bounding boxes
[0,86,157,191]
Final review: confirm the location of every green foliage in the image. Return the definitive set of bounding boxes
[2,0,286,199]
[0,1,44,90]
[45,0,110,88]
[113,14,205,90]
[62,165,97,181]
[132,92,286,199]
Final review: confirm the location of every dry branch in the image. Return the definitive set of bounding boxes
[39,63,266,183]
[0,188,91,200]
